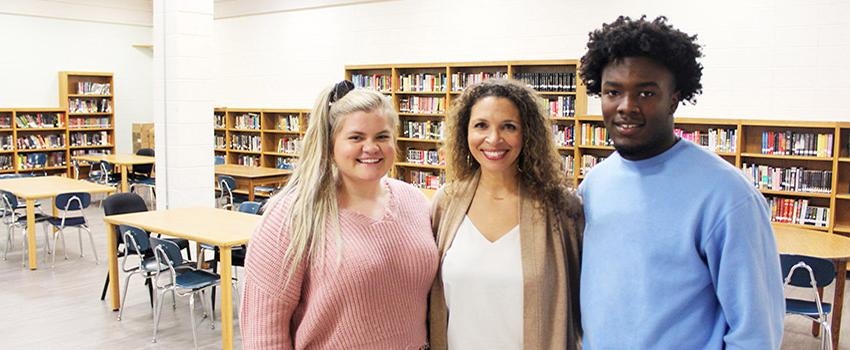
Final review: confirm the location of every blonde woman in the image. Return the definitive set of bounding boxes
[241,81,438,349]
[429,79,584,349]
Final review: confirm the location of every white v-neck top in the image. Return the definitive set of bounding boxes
[441,215,523,349]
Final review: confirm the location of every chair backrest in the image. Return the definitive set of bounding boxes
[781,254,835,288]
[237,201,262,214]
[55,192,91,211]
[133,148,154,175]
[103,192,149,216]
[0,190,19,209]
[218,175,236,194]
[120,224,151,254]
[150,236,184,267]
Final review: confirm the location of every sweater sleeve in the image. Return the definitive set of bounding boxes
[241,196,308,350]
[701,193,785,350]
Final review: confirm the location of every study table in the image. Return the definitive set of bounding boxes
[774,224,850,349]
[214,164,291,201]
[0,176,116,269]
[103,207,260,350]
[73,154,155,192]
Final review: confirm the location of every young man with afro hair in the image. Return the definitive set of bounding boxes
[577,16,784,349]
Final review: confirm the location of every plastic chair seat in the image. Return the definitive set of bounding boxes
[787,298,832,317]
[131,177,156,186]
[175,269,220,290]
[47,216,87,227]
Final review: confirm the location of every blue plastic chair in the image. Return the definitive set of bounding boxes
[781,254,835,350]
[216,175,246,210]
[151,237,220,349]
[117,224,168,321]
[129,148,156,205]
[0,190,51,265]
[47,192,98,267]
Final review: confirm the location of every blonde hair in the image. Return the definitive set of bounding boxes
[277,84,397,280]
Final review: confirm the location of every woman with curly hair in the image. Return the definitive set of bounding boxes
[428,78,583,350]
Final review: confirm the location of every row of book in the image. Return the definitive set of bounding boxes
[277,137,303,154]
[16,113,64,128]
[17,134,65,150]
[352,74,392,92]
[0,115,10,128]
[399,73,446,92]
[547,96,576,118]
[762,131,833,157]
[17,152,66,169]
[215,135,226,149]
[234,113,261,130]
[235,154,260,167]
[214,113,226,128]
[68,116,110,129]
[0,155,11,170]
[406,148,444,166]
[274,156,297,170]
[0,135,12,150]
[581,154,606,175]
[451,72,508,91]
[402,169,443,190]
[231,134,261,152]
[402,120,444,140]
[69,98,111,114]
[69,131,110,147]
[514,72,577,92]
[276,115,301,132]
[674,128,736,153]
[399,96,445,114]
[767,197,830,227]
[76,81,111,95]
[560,154,575,178]
[71,149,112,157]
[580,123,613,146]
[742,164,832,194]
[553,125,575,147]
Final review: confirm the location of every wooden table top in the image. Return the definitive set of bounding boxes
[0,176,117,199]
[73,154,155,165]
[104,207,260,247]
[774,224,850,261]
[215,164,292,178]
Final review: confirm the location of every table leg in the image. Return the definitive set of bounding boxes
[831,259,845,350]
[106,222,120,311]
[120,165,129,192]
[26,199,37,270]
[247,179,255,201]
[220,246,234,350]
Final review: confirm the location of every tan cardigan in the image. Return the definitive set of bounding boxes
[428,172,584,349]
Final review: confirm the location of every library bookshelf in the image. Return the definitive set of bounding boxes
[346,60,588,197]
[214,107,309,198]
[0,108,71,175]
[59,71,116,176]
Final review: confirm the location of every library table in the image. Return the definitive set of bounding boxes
[215,164,291,201]
[72,154,155,192]
[0,176,116,270]
[773,224,850,349]
[104,207,260,350]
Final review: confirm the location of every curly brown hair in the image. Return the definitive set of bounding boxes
[445,79,580,218]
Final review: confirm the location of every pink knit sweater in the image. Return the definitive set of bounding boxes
[240,178,438,349]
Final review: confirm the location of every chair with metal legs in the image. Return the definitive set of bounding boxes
[150,237,220,349]
[46,192,99,268]
[0,190,51,265]
[117,224,167,321]
[781,254,836,350]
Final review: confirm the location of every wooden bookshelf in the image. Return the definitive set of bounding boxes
[8,108,69,174]
[59,71,115,175]
[214,108,310,170]
[346,59,587,191]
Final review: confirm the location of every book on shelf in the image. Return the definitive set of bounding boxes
[77,81,111,95]
[451,71,507,91]
[553,125,575,147]
[351,73,392,92]
[0,155,12,170]
[15,113,64,128]
[69,131,110,147]
[276,137,303,154]
[68,98,112,113]
[675,128,736,153]
[406,148,444,166]
[276,115,300,132]
[580,154,606,175]
[761,131,833,157]
[275,157,297,170]
[560,154,575,178]
[16,134,66,150]
[214,113,226,128]
[766,197,830,227]
[68,116,110,128]
[402,120,444,140]
[17,151,66,169]
[399,96,445,114]
[0,115,11,128]
[580,123,613,146]
[236,154,260,167]
[547,96,576,118]
[742,163,832,194]
[0,135,13,150]
[513,72,576,92]
[230,134,262,152]
[402,169,444,190]
[398,73,447,92]
[233,113,261,130]
[215,134,227,149]
[71,149,113,157]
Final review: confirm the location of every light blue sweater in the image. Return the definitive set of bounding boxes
[578,139,784,350]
